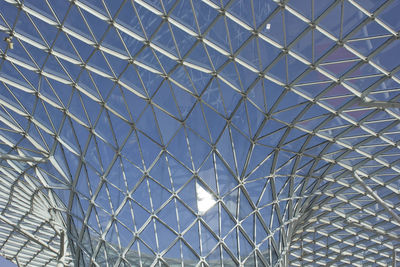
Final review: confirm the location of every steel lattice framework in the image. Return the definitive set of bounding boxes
[0,0,400,266]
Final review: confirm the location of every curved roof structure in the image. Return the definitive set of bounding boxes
[0,0,400,266]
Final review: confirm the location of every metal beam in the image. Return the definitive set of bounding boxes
[359,100,400,108]
[0,213,59,255]
[353,171,400,226]
[0,154,46,163]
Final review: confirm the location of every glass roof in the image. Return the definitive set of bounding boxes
[0,0,400,266]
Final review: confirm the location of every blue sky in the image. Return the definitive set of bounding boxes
[0,256,16,267]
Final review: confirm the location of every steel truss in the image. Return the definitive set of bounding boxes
[0,0,400,266]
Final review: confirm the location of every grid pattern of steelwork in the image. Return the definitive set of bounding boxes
[0,157,72,266]
[0,0,400,266]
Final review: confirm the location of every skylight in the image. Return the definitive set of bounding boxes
[0,0,399,266]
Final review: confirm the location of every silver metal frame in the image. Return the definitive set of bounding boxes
[0,0,399,266]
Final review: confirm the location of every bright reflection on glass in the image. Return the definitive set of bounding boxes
[196,182,216,215]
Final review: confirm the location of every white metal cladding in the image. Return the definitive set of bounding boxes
[0,0,400,266]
